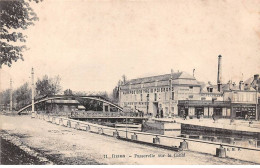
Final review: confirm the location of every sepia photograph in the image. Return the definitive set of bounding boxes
[0,0,260,165]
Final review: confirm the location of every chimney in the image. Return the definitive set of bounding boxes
[217,55,222,92]
[171,69,174,79]
[239,81,244,90]
[228,80,232,90]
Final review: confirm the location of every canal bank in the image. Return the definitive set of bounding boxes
[0,136,45,165]
[0,114,257,165]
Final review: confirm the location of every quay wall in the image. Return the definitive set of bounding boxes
[36,114,260,164]
[181,123,260,139]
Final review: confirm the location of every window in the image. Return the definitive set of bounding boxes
[209,88,213,92]
[172,92,175,100]
[140,94,143,101]
[155,93,157,101]
[189,86,193,89]
[150,89,153,93]
[166,88,168,92]
[189,95,193,99]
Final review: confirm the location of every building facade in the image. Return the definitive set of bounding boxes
[118,55,259,120]
[119,71,202,117]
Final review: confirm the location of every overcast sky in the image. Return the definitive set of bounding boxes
[1,0,260,93]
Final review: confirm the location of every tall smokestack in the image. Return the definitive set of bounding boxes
[217,55,222,92]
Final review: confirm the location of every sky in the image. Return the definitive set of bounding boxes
[1,0,260,94]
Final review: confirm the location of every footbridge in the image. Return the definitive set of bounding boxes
[17,95,123,114]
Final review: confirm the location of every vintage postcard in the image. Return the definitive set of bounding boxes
[0,0,260,165]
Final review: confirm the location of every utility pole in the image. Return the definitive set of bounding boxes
[10,78,12,112]
[169,69,173,117]
[31,67,35,118]
[256,85,258,121]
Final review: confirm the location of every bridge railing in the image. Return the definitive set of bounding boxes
[35,110,143,118]
[70,111,143,118]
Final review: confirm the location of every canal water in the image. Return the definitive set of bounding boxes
[77,119,260,148]
[140,128,260,148]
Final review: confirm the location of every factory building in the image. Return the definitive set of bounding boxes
[119,70,202,117]
[119,55,259,120]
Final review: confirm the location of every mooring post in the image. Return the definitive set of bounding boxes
[98,128,103,134]
[59,118,63,126]
[153,135,160,144]
[131,133,138,141]
[179,139,189,150]
[113,130,119,138]
[216,144,226,158]
[85,125,90,131]
[67,120,71,127]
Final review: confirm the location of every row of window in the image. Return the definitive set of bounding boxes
[123,87,175,95]
[125,92,176,102]
[124,102,149,106]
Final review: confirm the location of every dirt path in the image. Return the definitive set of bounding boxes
[0,115,256,165]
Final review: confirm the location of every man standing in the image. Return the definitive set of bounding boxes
[160,108,164,118]
[156,108,160,118]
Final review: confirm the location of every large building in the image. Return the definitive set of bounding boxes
[119,70,202,117]
[119,55,259,120]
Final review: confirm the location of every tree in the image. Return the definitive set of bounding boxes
[0,0,41,68]
[64,89,73,96]
[0,89,11,105]
[15,82,31,109]
[36,75,62,97]
[122,74,127,84]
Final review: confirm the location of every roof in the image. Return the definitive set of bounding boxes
[244,77,254,85]
[78,105,86,110]
[124,71,197,85]
[46,99,80,104]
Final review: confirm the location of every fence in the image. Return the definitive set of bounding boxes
[35,113,260,164]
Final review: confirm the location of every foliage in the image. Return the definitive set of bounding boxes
[0,89,11,105]
[15,82,31,109]
[36,75,62,97]
[0,0,41,67]
[64,89,73,96]
[0,82,31,110]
